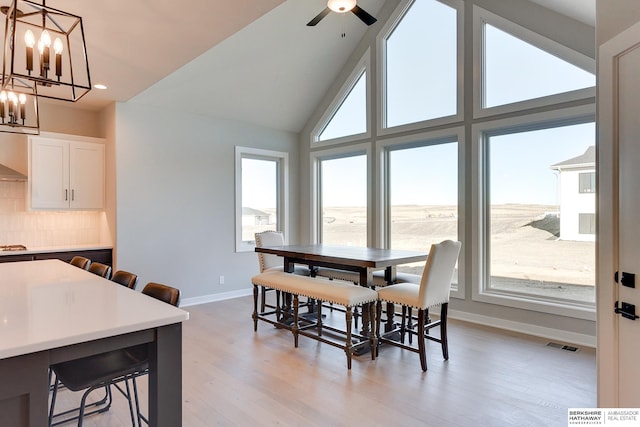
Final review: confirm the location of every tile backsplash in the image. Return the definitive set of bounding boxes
[0,181,111,248]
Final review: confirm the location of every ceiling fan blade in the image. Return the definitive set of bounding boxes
[307,7,331,26]
[351,5,377,26]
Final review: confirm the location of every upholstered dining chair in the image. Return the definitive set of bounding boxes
[87,262,112,279]
[376,240,461,371]
[48,282,181,427]
[111,270,138,290]
[254,231,310,312]
[69,256,90,270]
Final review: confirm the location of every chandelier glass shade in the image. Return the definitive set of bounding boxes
[2,0,91,103]
[0,76,38,134]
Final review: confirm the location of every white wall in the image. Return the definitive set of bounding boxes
[114,102,299,302]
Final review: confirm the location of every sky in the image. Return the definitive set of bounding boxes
[243,0,596,210]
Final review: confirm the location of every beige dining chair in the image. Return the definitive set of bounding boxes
[376,240,461,371]
[255,231,310,312]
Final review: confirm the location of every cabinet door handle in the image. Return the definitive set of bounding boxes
[65,189,68,201]
[71,189,75,201]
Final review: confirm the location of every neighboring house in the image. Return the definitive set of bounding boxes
[242,207,273,227]
[550,146,596,242]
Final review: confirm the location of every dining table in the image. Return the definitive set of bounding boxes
[254,244,427,337]
[0,259,189,427]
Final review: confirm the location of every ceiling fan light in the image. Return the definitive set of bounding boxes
[327,0,357,13]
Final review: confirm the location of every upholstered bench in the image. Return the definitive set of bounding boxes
[251,271,379,369]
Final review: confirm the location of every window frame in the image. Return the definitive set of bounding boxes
[579,213,596,235]
[473,6,596,120]
[310,52,371,148]
[579,172,596,194]
[309,143,372,245]
[471,105,596,320]
[234,146,289,252]
[377,0,465,137]
[377,127,465,299]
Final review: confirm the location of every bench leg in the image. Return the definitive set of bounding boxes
[345,307,353,370]
[293,295,300,348]
[401,306,407,344]
[375,301,382,358]
[317,302,323,337]
[252,285,259,331]
[369,302,376,361]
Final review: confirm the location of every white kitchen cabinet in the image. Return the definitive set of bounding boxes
[29,134,105,210]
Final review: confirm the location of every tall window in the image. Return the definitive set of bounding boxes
[319,154,367,246]
[387,140,459,285]
[384,0,458,128]
[235,147,288,252]
[484,122,595,304]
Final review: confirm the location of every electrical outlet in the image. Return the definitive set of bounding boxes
[219,275,224,285]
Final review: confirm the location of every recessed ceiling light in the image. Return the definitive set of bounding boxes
[94,84,107,90]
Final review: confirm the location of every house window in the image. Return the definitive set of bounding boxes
[482,121,595,308]
[579,213,596,234]
[383,134,461,294]
[319,71,367,142]
[318,153,368,246]
[311,56,370,146]
[579,172,596,193]
[235,147,288,252]
[383,0,458,129]
[480,14,595,110]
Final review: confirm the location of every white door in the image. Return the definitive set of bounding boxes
[598,20,640,407]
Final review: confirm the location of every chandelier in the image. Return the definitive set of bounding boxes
[2,0,91,103]
[0,76,38,134]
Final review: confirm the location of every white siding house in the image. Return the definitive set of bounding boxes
[241,207,273,228]
[550,146,596,242]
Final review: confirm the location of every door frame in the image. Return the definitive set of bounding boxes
[597,18,640,407]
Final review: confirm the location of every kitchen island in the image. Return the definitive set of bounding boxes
[0,259,189,426]
[0,245,113,265]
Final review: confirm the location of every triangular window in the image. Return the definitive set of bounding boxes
[483,23,595,108]
[318,70,367,142]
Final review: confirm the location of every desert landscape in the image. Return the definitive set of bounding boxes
[322,204,595,303]
[247,204,595,304]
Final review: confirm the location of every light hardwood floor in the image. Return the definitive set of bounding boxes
[53,295,596,426]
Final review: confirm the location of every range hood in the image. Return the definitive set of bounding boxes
[0,163,27,181]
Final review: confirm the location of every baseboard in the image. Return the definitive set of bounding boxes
[449,308,596,348]
[180,288,252,307]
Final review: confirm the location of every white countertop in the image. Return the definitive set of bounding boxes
[0,259,189,359]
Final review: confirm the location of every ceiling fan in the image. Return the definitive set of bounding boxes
[307,0,377,27]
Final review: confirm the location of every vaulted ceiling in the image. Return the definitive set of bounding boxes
[28,0,594,133]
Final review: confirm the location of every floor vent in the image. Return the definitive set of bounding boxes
[547,342,580,352]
